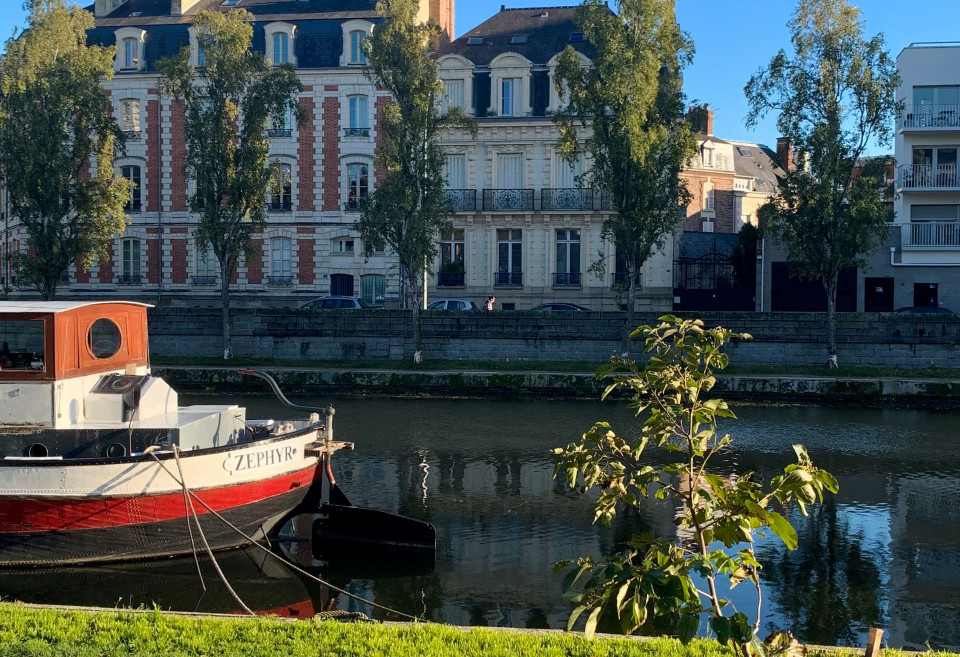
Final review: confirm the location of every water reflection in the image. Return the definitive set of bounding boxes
[0,397,957,650]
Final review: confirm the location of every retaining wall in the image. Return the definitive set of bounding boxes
[147,308,960,367]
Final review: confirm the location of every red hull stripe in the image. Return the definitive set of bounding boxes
[0,467,318,533]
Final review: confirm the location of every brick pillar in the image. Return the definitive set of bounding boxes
[297,228,315,285]
[298,92,317,212]
[247,238,263,284]
[146,226,160,284]
[99,243,115,283]
[146,93,161,212]
[170,227,188,284]
[322,88,340,212]
[170,101,188,212]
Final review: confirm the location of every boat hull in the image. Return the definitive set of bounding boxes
[0,430,324,566]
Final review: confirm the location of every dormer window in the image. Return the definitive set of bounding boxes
[265,23,296,67]
[569,32,584,42]
[489,52,532,118]
[113,27,146,73]
[340,20,374,67]
[467,36,484,45]
[510,35,528,44]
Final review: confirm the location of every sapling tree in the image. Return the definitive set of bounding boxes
[553,316,838,653]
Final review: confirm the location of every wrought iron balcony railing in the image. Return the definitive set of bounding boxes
[901,104,960,130]
[117,275,141,286]
[442,189,477,212]
[903,221,960,249]
[899,164,960,189]
[482,189,534,212]
[541,188,595,211]
[599,191,612,211]
[267,128,292,137]
[267,276,293,286]
[123,130,141,140]
[343,198,367,212]
[437,271,465,287]
[553,272,582,286]
[268,200,292,212]
[343,127,370,137]
[494,271,523,286]
[124,200,142,213]
[192,276,218,286]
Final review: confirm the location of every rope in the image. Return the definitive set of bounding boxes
[147,451,423,622]
[312,610,371,622]
[171,446,206,592]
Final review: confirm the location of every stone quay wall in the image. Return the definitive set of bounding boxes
[148,308,960,368]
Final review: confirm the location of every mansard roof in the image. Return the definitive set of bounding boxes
[85,0,380,71]
[436,5,593,67]
[730,141,785,190]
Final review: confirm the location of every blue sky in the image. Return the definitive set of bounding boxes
[2,1,959,154]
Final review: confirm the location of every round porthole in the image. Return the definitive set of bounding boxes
[106,443,127,458]
[88,319,122,359]
[28,443,48,458]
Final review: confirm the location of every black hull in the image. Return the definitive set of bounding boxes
[0,486,311,567]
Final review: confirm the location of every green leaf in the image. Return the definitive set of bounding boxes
[730,611,752,643]
[710,615,731,645]
[584,606,603,640]
[768,510,798,550]
[615,582,632,613]
[566,605,587,632]
[677,613,699,644]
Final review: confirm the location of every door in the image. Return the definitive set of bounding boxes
[330,273,354,297]
[914,283,939,308]
[864,277,894,312]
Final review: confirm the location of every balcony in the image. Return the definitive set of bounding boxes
[494,271,523,287]
[192,276,218,286]
[482,189,534,212]
[343,198,367,212]
[116,275,141,285]
[443,189,477,212]
[902,221,960,249]
[553,272,582,286]
[900,104,960,131]
[541,188,595,211]
[267,276,293,286]
[268,200,292,212]
[437,270,465,287]
[123,130,141,140]
[266,128,292,138]
[898,164,960,191]
[343,127,370,138]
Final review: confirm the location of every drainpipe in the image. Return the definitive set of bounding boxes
[155,94,163,307]
[757,237,765,311]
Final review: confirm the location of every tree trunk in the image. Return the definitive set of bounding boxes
[824,275,838,369]
[406,267,423,363]
[621,265,638,356]
[220,260,233,361]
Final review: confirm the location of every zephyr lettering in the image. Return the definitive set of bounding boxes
[222,445,298,472]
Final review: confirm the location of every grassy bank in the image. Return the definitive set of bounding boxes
[0,604,953,657]
[150,356,960,380]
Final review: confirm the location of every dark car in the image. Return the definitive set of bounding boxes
[894,305,954,314]
[300,296,371,310]
[530,302,591,312]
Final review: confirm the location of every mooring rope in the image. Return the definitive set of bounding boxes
[147,451,423,622]
[168,446,205,593]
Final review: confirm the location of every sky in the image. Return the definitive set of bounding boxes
[1,0,959,154]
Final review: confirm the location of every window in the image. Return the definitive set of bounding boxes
[702,146,714,167]
[737,147,752,157]
[272,32,289,65]
[119,99,140,136]
[569,32,584,42]
[121,238,140,284]
[345,163,368,210]
[195,242,218,284]
[444,79,465,110]
[510,34,528,44]
[330,273,354,296]
[443,154,466,189]
[496,228,522,286]
[333,238,355,254]
[347,95,369,136]
[913,86,959,111]
[439,228,464,287]
[467,36,484,46]
[270,237,291,282]
[360,274,385,306]
[349,30,367,64]
[501,78,521,116]
[555,229,581,286]
[268,107,293,137]
[0,320,45,371]
[121,165,141,212]
[197,44,206,67]
[555,154,582,188]
[122,38,138,70]
[910,147,958,186]
[269,162,292,211]
[497,153,523,188]
[703,182,715,212]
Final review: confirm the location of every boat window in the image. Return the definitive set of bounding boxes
[88,318,122,359]
[0,320,45,371]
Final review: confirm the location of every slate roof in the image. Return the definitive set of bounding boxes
[86,0,380,71]
[436,5,593,67]
[730,141,785,191]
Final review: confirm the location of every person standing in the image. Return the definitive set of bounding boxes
[485,295,496,311]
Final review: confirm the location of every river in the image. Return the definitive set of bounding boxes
[2,395,958,651]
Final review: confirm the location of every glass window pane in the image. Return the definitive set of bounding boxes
[0,320,45,371]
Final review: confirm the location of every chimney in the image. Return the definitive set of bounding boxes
[172,0,205,16]
[703,107,713,136]
[94,0,129,17]
[776,137,794,172]
[685,105,714,136]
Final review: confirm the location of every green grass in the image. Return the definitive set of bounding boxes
[150,356,960,379]
[0,604,951,657]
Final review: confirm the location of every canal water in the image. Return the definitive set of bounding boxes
[2,395,958,650]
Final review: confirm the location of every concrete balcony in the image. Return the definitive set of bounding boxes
[898,164,960,191]
[902,221,960,249]
[900,104,960,132]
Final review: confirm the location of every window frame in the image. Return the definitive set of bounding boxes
[120,237,141,284]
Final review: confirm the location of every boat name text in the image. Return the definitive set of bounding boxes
[223,446,297,473]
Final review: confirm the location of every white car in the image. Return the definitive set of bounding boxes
[427,298,478,311]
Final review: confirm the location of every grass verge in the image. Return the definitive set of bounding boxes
[0,604,954,657]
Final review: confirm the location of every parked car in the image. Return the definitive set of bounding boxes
[427,298,478,311]
[300,296,371,310]
[894,305,954,314]
[530,302,591,312]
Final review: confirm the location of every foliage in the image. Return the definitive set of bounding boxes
[0,0,129,300]
[355,0,474,362]
[553,317,838,653]
[744,0,899,367]
[553,0,698,351]
[158,9,304,359]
